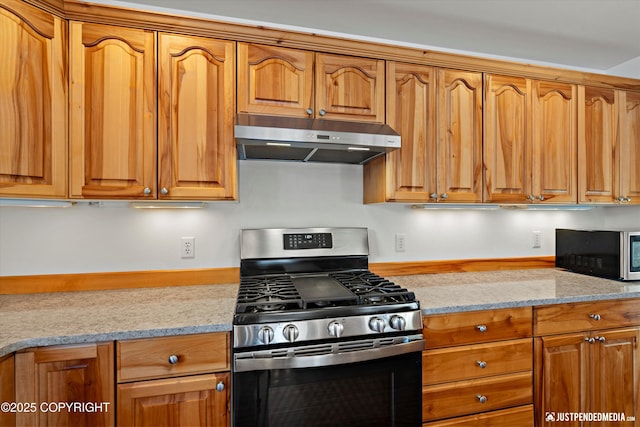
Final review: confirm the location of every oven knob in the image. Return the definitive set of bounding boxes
[327,320,344,338]
[369,317,386,333]
[257,326,275,344]
[282,324,299,342]
[389,315,407,331]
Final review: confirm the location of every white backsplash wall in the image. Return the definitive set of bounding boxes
[1,160,636,276]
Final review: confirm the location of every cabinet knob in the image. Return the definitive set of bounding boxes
[216,381,225,392]
[168,354,179,364]
[160,187,168,195]
[589,313,601,321]
[143,187,152,195]
[319,109,326,116]
[626,197,632,203]
[476,360,487,369]
[476,325,487,333]
[306,108,313,116]
[537,195,545,201]
[596,336,606,343]
[429,193,438,200]
[440,193,448,200]
[527,194,536,202]
[585,337,596,344]
[476,395,488,404]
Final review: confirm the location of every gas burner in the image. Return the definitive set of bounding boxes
[236,276,303,313]
[330,271,416,304]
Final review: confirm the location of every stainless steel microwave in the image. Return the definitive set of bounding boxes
[556,229,640,281]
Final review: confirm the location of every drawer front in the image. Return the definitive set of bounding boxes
[422,372,532,422]
[534,298,640,336]
[423,307,532,348]
[423,338,532,385]
[117,332,229,382]
[423,404,533,426]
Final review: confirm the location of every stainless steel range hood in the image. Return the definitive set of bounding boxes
[235,114,401,164]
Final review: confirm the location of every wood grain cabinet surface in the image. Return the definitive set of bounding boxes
[578,86,640,204]
[117,332,230,427]
[364,65,482,204]
[534,299,640,427]
[0,354,15,427]
[484,75,577,204]
[238,42,385,123]
[0,0,67,198]
[422,308,534,425]
[69,23,236,200]
[14,342,115,427]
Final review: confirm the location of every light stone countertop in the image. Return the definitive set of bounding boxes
[393,268,640,315]
[2,269,640,358]
[0,283,238,358]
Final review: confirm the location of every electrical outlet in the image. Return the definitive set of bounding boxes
[181,237,195,258]
[531,231,541,248]
[395,233,407,252]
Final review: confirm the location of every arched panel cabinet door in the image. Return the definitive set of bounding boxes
[157,33,236,200]
[69,21,156,199]
[0,0,67,198]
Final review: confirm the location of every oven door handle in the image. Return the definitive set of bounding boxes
[234,336,425,372]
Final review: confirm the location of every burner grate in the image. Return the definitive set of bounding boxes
[236,276,303,313]
[330,271,416,304]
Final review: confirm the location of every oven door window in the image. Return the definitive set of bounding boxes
[233,351,421,427]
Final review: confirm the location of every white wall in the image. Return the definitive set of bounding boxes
[607,55,640,78]
[2,160,635,277]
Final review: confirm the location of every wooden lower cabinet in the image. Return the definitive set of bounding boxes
[423,405,534,426]
[535,327,640,427]
[116,332,230,427]
[422,308,534,426]
[14,342,115,427]
[1,354,15,427]
[118,373,229,427]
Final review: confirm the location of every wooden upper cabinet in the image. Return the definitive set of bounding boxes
[364,62,436,203]
[485,75,577,204]
[238,43,384,122]
[437,69,483,203]
[69,21,157,199]
[237,43,313,117]
[0,0,67,198]
[578,86,618,204]
[158,33,236,200]
[620,91,640,204]
[531,80,577,203]
[483,74,531,203]
[315,53,384,122]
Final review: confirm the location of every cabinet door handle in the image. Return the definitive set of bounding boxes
[160,187,169,196]
[596,336,606,343]
[476,395,488,404]
[589,314,601,321]
[319,108,326,116]
[306,108,313,116]
[585,337,595,344]
[476,360,487,369]
[476,325,487,333]
[143,187,152,195]
[168,354,179,364]
[216,381,225,392]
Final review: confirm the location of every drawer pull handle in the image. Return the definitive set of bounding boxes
[476,395,488,404]
[476,360,487,369]
[589,314,601,321]
[476,325,487,333]
[216,381,225,392]
[168,354,179,365]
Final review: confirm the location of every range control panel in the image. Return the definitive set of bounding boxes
[284,233,333,250]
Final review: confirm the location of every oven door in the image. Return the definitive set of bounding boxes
[233,335,424,427]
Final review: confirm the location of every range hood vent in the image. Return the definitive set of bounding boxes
[235,114,401,165]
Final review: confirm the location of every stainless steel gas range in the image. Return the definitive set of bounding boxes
[232,227,424,427]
